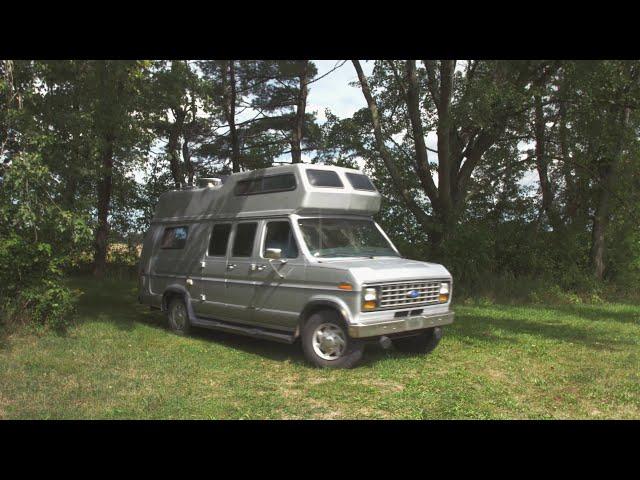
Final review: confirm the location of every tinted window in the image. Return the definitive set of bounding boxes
[208,223,231,256]
[160,226,189,249]
[346,172,376,191]
[235,174,296,196]
[306,169,343,188]
[263,221,299,259]
[232,223,257,257]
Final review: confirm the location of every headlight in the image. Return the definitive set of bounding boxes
[362,287,378,310]
[439,282,450,303]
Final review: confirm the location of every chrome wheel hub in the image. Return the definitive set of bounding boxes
[173,303,186,330]
[312,323,346,361]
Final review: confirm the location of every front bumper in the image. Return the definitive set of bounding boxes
[348,311,454,338]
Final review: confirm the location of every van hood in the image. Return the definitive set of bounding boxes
[315,257,452,285]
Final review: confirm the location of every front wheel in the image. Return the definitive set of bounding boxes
[393,327,443,354]
[301,310,364,369]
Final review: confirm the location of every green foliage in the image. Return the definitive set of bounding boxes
[0,154,90,330]
[322,60,640,291]
[4,281,79,331]
[2,59,640,314]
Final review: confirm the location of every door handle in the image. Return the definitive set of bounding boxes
[257,265,267,271]
[227,264,236,271]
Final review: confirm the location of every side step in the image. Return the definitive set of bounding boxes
[190,316,296,344]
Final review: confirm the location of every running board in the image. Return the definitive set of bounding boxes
[190,316,296,344]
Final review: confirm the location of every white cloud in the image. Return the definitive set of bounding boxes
[307,60,374,123]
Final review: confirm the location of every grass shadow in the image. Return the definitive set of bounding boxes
[178,323,401,367]
[72,283,386,367]
[188,326,306,364]
[452,310,637,351]
[546,303,640,325]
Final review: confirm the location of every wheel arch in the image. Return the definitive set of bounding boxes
[161,285,197,321]
[298,299,352,335]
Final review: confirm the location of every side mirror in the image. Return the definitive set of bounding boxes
[265,248,282,260]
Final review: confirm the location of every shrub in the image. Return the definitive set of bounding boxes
[0,154,90,331]
[1,282,79,332]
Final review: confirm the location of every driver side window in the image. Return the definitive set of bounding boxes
[263,221,299,259]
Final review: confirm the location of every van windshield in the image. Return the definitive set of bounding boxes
[297,218,398,258]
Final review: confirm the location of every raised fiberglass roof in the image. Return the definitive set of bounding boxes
[151,164,381,223]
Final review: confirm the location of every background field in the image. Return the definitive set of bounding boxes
[1,276,638,420]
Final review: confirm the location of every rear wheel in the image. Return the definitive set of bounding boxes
[301,310,364,369]
[167,297,191,335]
[393,327,442,354]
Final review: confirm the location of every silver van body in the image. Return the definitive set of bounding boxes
[138,164,454,348]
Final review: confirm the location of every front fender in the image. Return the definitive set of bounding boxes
[299,296,354,328]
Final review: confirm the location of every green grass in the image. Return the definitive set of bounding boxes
[1,276,639,419]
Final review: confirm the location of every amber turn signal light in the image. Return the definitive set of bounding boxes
[438,282,450,303]
[362,300,377,310]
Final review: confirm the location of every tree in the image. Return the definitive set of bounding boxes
[148,60,213,187]
[351,60,534,249]
[198,60,248,173]
[574,61,640,279]
[83,60,151,277]
[249,60,320,163]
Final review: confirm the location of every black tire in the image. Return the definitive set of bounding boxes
[301,310,364,369]
[167,296,191,336]
[393,327,443,354]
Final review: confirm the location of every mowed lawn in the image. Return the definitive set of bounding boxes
[1,276,639,419]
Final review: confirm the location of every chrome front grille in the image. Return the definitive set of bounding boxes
[377,281,442,309]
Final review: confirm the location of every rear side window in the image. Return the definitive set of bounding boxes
[235,174,296,196]
[306,169,343,188]
[208,223,231,256]
[232,223,258,257]
[160,226,189,249]
[346,172,376,191]
[263,221,299,259]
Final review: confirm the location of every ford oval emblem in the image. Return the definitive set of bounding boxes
[407,290,420,298]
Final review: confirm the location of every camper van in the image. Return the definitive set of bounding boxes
[138,164,454,368]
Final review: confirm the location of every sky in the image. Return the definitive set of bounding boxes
[306,60,373,123]
[306,60,442,166]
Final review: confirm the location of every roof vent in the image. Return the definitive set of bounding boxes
[197,177,223,188]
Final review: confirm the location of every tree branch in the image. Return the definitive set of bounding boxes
[352,59,435,233]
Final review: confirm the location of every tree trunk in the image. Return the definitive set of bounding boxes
[291,61,309,163]
[93,136,114,278]
[63,176,78,209]
[404,60,439,208]
[534,91,561,230]
[590,106,630,280]
[435,60,455,225]
[182,137,194,185]
[352,60,436,237]
[225,61,241,173]
[591,184,610,280]
[559,96,579,223]
[166,108,185,187]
